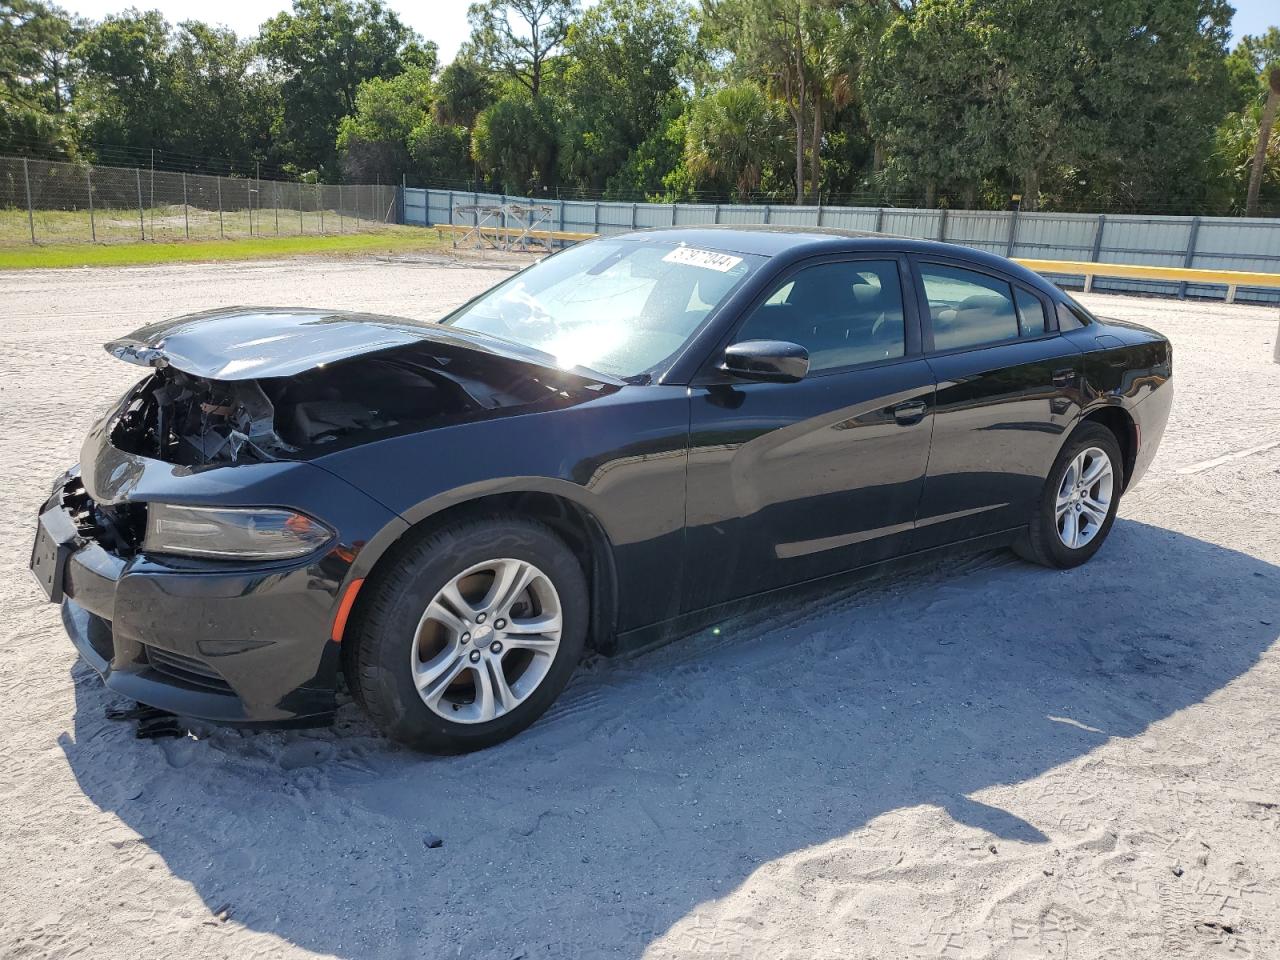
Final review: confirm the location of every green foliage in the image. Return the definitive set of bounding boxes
[606,111,689,201]
[434,59,494,127]
[407,118,472,183]
[467,0,577,100]
[864,0,1234,210]
[164,23,281,168]
[1226,28,1280,111]
[0,0,77,155]
[557,0,698,195]
[1216,31,1280,213]
[258,0,431,177]
[684,83,788,200]
[1215,102,1280,202]
[337,65,433,182]
[863,0,1002,204]
[72,10,170,149]
[70,12,279,170]
[471,93,558,193]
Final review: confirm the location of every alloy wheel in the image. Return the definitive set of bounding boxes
[410,558,563,724]
[1055,446,1114,549]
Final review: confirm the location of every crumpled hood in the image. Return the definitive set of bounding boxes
[105,306,619,383]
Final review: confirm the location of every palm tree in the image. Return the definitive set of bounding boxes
[685,83,785,201]
[1245,67,1280,217]
[806,16,854,204]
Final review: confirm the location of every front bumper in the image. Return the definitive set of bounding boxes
[54,525,344,724]
[35,439,405,724]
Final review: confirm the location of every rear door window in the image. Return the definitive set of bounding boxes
[919,264,1021,351]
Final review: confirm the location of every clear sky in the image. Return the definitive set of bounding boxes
[64,0,1279,61]
[66,0,497,60]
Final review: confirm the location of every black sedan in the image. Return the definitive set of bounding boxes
[30,227,1172,753]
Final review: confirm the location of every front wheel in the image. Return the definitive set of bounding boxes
[1015,422,1122,569]
[348,516,588,753]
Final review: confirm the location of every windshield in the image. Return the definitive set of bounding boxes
[440,238,764,378]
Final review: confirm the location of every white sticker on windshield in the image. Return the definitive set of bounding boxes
[662,246,743,272]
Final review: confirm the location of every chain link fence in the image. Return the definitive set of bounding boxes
[1,155,400,246]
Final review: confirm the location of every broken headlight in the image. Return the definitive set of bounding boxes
[143,504,333,560]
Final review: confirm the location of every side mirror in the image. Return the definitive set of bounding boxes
[720,340,809,383]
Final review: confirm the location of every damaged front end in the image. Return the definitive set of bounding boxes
[103,307,618,468]
[111,370,295,465]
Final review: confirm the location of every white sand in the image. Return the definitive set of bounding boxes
[1,256,1278,959]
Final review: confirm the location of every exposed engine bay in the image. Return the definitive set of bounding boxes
[109,342,601,466]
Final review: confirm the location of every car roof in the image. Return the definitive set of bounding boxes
[613,225,1062,300]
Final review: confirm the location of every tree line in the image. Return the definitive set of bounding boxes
[2,0,1278,214]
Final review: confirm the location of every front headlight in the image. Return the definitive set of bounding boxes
[143,504,334,560]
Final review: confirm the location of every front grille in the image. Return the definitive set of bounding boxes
[61,478,145,553]
[145,645,233,692]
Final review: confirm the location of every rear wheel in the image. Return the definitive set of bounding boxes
[349,516,587,753]
[1015,422,1122,569]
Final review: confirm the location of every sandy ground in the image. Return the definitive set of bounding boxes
[1,254,1279,960]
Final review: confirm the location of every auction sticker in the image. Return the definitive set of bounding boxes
[662,246,743,272]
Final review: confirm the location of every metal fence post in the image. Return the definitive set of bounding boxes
[559,199,565,233]
[248,179,254,236]
[86,167,96,243]
[1179,216,1201,300]
[299,183,304,233]
[1085,214,1106,292]
[135,167,145,241]
[1004,207,1019,257]
[318,183,324,233]
[938,207,949,241]
[671,204,676,226]
[217,176,224,239]
[763,204,772,224]
[338,184,344,233]
[593,201,600,234]
[274,184,280,235]
[875,207,884,232]
[22,158,35,244]
[631,202,638,230]
[713,203,720,225]
[816,204,823,227]
[182,173,189,240]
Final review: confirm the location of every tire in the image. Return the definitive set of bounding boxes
[348,515,588,753]
[1014,422,1123,569]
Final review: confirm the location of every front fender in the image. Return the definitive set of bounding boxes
[311,386,692,633]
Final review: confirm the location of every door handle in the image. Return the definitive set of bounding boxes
[892,399,928,425]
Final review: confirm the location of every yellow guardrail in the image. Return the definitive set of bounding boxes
[1014,258,1280,302]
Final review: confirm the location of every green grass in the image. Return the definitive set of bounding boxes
[0,229,454,270]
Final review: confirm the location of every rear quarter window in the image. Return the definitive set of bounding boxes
[1057,301,1092,331]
